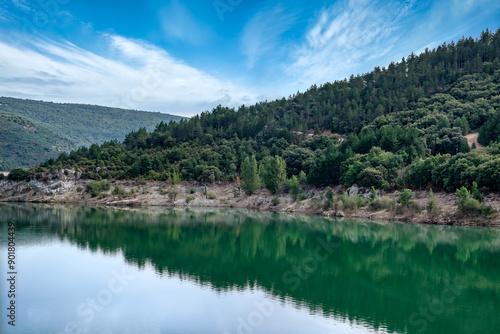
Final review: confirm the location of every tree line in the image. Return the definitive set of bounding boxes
[11,28,500,193]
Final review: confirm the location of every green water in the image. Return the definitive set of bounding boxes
[1,204,499,334]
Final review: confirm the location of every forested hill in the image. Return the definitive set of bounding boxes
[0,113,76,170]
[31,28,500,192]
[0,97,185,148]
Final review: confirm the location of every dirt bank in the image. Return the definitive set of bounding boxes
[465,132,483,149]
[1,177,499,226]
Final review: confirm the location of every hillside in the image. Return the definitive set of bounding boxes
[0,97,185,148]
[0,113,76,170]
[28,28,500,194]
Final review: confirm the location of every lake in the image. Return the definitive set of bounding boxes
[1,203,499,334]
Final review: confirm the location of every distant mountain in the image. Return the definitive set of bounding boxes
[0,113,76,170]
[0,97,186,148]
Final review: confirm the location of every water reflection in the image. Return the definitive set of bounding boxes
[1,203,500,334]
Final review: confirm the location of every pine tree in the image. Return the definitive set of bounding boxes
[261,156,286,193]
[290,175,301,201]
[241,156,260,194]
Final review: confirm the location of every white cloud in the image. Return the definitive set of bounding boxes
[288,0,415,86]
[240,4,297,68]
[0,33,258,116]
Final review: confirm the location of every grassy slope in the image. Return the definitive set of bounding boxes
[0,113,76,170]
[0,97,186,147]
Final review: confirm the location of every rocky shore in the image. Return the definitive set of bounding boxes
[1,169,499,226]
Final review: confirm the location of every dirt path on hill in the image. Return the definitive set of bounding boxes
[465,132,483,149]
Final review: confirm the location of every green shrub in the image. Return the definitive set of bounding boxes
[298,171,307,185]
[0,173,5,180]
[35,173,42,180]
[86,181,103,197]
[358,167,384,188]
[289,176,301,201]
[370,186,377,201]
[186,195,195,203]
[112,185,127,198]
[76,186,83,192]
[169,171,181,185]
[370,195,397,211]
[427,190,439,215]
[207,191,217,200]
[282,179,292,193]
[340,194,366,211]
[369,199,384,211]
[471,182,482,202]
[324,186,334,209]
[271,197,280,206]
[168,188,179,201]
[85,180,111,197]
[8,168,29,181]
[396,201,422,214]
[398,189,415,206]
[190,188,196,194]
[455,186,495,217]
[380,181,390,190]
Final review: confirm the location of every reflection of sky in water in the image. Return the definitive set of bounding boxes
[1,204,500,334]
[5,241,377,334]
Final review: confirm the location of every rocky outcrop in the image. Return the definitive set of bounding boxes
[0,168,84,201]
[0,179,78,201]
[28,179,75,195]
[0,180,14,197]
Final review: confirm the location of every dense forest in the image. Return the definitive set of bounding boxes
[28,28,500,192]
[0,113,75,170]
[0,97,185,147]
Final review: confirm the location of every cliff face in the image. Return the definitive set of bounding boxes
[1,170,499,226]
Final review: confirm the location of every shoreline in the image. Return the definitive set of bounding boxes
[1,177,499,227]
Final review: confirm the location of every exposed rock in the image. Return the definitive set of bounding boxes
[0,180,14,195]
[65,169,75,179]
[347,184,360,197]
[28,180,75,196]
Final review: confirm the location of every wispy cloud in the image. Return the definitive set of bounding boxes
[288,0,415,86]
[11,0,32,12]
[449,0,498,17]
[0,33,257,116]
[160,0,213,45]
[240,4,297,68]
[0,9,11,22]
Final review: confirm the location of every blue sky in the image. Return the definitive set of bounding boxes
[0,0,499,116]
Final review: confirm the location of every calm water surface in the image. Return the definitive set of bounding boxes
[0,203,499,334]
